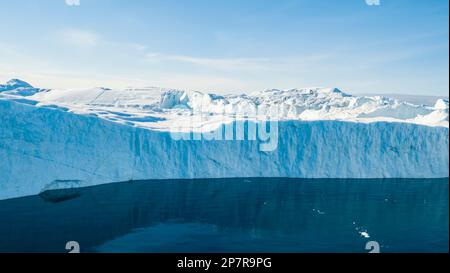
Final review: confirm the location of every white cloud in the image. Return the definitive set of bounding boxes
[61,29,99,47]
[144,52,278,71]
[167,55,272,71]
[128,43,148,52]
[65,0,80,6]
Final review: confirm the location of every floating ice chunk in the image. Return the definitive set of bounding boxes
[359,231,370,238]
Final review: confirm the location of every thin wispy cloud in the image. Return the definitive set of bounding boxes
[60,29,99,48]
[128,43,148,52]
[141,50,334,73]
[144,52,273,71]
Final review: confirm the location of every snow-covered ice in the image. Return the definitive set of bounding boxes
[24,84,449,129]
[0,79,448,200]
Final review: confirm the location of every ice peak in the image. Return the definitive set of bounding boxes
[260,87,346,95]
[1,79,33,91]
[328,87,343,93]
[434,98,449,110]
[0,79,45,96]
[6,79,32,88]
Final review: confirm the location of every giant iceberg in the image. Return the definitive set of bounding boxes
[0,79,448,200]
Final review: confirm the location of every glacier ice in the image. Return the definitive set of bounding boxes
[0,79,448,200]
[0,79,47,97]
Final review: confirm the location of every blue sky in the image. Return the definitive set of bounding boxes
[0,0,448,95]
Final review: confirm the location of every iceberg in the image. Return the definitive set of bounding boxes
[0,79,47,97]
[0,79,448,200]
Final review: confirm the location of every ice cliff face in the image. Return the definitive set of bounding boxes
[0,79,448,200]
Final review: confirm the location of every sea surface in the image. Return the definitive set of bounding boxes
[0,178,448,253]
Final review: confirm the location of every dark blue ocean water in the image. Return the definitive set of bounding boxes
[0,178,448,253]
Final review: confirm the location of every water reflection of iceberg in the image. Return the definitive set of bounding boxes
[39,180,82,203]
